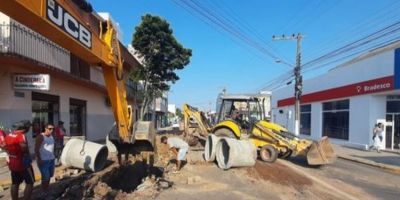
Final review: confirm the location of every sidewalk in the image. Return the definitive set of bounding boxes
[0,158,42,188]
[333,144,400,174]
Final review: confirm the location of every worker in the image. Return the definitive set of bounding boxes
[5,120,34,200]
[160,136,189,173]
[35,123,55,197]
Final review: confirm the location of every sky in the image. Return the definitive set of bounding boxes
[89,0,400,111]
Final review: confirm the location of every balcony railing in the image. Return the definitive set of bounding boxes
[0,21,70,71]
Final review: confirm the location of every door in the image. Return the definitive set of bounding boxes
[394,114,400,149]
[386,114,393,149]
[32,92,59,138]
[385,114,400,149]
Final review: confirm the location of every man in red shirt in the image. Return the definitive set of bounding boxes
[5,120,34,200]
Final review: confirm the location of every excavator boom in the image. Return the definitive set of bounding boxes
[0,0,136,143]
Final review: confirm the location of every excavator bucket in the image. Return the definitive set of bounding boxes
[306,136,336,165]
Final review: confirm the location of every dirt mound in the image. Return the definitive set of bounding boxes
[247,162,312,187]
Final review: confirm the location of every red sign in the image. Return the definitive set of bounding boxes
[278,76,394,107]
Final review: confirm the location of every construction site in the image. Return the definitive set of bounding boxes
[1,0,400,200]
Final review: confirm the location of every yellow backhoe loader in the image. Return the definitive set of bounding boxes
[184,94,336,165]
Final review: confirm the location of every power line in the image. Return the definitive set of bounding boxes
[172,0,292,68]
[259,20,400,91]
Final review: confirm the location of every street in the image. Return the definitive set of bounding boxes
[157,149,400,200]
[287,157,400,200]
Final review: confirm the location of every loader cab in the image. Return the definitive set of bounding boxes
[216,95,265,133]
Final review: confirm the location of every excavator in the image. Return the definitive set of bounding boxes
[184,94,336,165]
[0,0,154,158]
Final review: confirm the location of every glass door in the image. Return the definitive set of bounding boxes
[385,114,400,149]
[386,114,393,149]
[394,114,400,149]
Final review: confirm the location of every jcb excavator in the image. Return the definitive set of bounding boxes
[184,94,336,165]
[0,0,154,154]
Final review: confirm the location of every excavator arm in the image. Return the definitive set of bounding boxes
[0,0,134,143]
[183,104,212,144]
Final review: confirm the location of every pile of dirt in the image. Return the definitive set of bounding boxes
[247,162,313,188]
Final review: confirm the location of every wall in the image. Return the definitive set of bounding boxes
[272,49,395,107]
[0,64,114,152]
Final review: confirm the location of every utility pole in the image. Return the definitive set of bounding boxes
[272,33,303,135]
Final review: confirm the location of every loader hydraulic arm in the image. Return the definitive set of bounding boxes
[183,104,211,138]
[0,0,133,142]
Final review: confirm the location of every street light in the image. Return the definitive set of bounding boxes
[275,59,294,68]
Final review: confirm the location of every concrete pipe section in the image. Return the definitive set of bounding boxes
[61,138,109,172]
[215,137,257,170]
[204,134,221,162]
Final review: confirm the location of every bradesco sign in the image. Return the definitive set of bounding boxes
[13,74,50,91]
[46,0,92,49]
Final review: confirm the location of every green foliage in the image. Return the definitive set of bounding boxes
[176,108,184,119]
[131,14,191,119]
[132,14,192,92]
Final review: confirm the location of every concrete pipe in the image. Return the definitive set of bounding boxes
[215,138,257,170]
[61,138,109,172]
[204,134,221,162]
[106,135,117,153]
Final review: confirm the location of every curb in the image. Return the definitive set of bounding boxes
[381,150,400,155]
[337,155,400,174]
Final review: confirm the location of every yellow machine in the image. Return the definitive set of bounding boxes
[184,94,336,165]
[182,104,212,145]
[0,0,154,151]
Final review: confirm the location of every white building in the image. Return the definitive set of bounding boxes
[271,42,400,150]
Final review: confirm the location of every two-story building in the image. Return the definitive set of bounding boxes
[0,12,141,153]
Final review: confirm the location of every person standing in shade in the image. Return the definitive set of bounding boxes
[35,123,55,196]
[161,136,189,173]
[5,120,34,200]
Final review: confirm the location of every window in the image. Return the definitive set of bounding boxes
[70,54,90,80]
[300,104,311,135]
[322,99,349,140]
[70,98,86,136]
[387,95,400,113]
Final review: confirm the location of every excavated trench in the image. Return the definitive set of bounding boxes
[101,161,164,193]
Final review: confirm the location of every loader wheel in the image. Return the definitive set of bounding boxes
[214,128,236,138]
[260,145,278,163]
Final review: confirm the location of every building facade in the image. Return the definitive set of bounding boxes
[0,12,141,153]
[271,42,400,150]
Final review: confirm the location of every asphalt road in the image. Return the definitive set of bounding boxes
[287,157,400,200]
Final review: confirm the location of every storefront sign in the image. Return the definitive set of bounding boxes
[13,74,50,91]
[278,76,394,107]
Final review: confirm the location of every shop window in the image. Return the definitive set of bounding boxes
[32,92,59,138]
[387,96,400,113]
[322,99,349,140]
[300,104,311,135]
[70,54,90,80]
[70,98,86,136]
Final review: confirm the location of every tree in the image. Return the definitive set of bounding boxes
[132,14,192,120]
[175,108,184,120]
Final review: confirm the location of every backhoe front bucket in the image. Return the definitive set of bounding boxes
[306,136,336,165]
